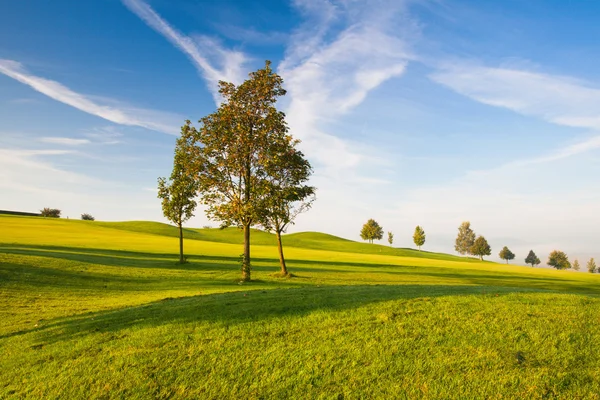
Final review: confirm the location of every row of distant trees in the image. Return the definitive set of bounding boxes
[157,61,315,281]
[40,208,94,221]
[360,219,426,250]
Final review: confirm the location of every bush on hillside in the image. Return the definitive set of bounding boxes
[81,213,95,221]
[40,208,61,218]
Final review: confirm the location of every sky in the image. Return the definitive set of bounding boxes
[2,0,600,266]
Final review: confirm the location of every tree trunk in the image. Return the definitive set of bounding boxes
[276,230,287,275]
[178,223,184,264]
[506,260,508,264]
[242,223,251,281]
[480,255,483,261]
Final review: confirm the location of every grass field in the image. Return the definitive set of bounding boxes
[1,214,600,399]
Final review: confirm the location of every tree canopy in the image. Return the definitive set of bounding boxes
[158,122,200,264]
[525,250,541,267]
[572,259,580,271]
[360,219,383,243]
[413,226,426,251]
[587,258,597,273]
[547,250,571,270]
[188,61,291,281]
[470,236,491,261]
[498,246,515,264]
[81,213,95,221]
[455,221,476,256]
[387,231,394,246]
[40,208,61,218]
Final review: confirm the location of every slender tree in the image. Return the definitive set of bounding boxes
[455,221,476,256]
[525,250,541,267]
[387,231,394,246]
[360,219,383,244]
[572,259,580,271]
[259,137,315,276]
[190,61,288,281]
[547,250,571,270]
[413,226,426,251]
[587,258,597,273]
[158,122,199,264]
[470,236,491,261]
[499,246,515,264]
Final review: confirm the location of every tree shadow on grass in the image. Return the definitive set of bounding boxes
[6,284,532,344]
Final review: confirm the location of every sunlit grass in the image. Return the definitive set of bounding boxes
[1,215,600,398]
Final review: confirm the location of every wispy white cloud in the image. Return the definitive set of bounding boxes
[0,59,182,135]
[279,0,413,174]
[40,137,91,146]
[122,0,248,101]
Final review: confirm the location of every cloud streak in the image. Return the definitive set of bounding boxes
[122,0,248,101]
[0,59,181,134]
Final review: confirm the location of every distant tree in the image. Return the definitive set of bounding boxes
[158,122,200,264]
[525,250,541,267]
[189,61,289,281]
[259,136,315,276]
[40,208,61,218]
[360,219,383,244]
[387,231,394,247]
[499,246,515,264]
[572,259,580,271]
[413,226,426,251]
[455,221,476,256]
[587,258,597,273]
[81,213,95,221]
[470,235,491,261]
[547,250,571,270]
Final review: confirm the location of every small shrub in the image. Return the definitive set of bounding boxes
[40,208,61,218]
[81,213,95,221]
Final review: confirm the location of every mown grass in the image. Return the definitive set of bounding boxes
[1,215,600,399]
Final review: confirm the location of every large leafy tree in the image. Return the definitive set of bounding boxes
[547,250,571,270]
[455,221,476,256]
[413,226,426,251]
[587,258,597,273]
[525,250,541,267]
[470,235,491,261]
[259,137,315,276]
[499,246,515,264]
[158,122,199,264]
[189,61,288,281]
[40,208,61,218]
[360,219,383,243]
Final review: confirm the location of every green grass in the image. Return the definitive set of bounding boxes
[1,214,600,399]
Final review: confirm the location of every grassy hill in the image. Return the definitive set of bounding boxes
[1,214,600,398]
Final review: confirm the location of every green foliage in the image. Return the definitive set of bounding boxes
[499,246,515,264]
[525,250,541,267]
[547,250,571,270]
[413,226,426,250]
[40,208,61,218]
[455,221,476,256]
[587,258,597,273]
[360,219,383,243]
[80,213,95,221]
[157,122,200,263]
[190,61,288,281]
[470,236,491,261]
[572,259,580,271]
[387,231,394,246]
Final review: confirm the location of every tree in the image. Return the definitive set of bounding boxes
[499,246,515,264]
[259,136,315,276]
[455,221,476,256]
[547,250,571,270]
[525,250,541,267]
[587,258,597,273]
[470,235,491,261]
[360,219,383,243]
[387,231,394,247]
[158,122,200,264]
[40,208,61,218]
[413,226,426,251]
[189,61,288,281]
[572,259,580,271]
[81,213,95,221]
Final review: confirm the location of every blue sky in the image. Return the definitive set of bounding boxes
[3,0,600,265]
